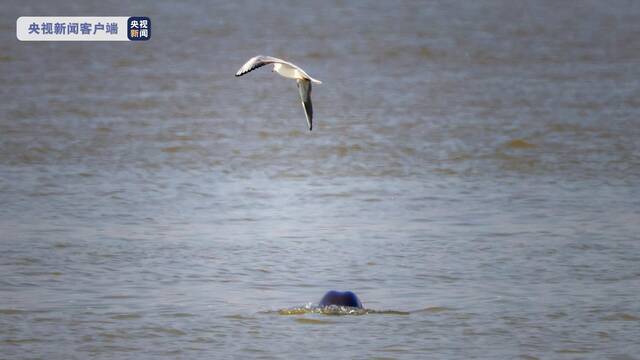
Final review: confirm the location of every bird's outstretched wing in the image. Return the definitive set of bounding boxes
[235,55,287,77]
[297,79,313,131]
[235,55,322,83]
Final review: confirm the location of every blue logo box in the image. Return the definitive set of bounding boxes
[127,16,150,41]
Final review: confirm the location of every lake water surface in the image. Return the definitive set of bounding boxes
[1,1,640,359]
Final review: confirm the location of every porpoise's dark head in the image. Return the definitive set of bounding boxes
[319,290,363,308]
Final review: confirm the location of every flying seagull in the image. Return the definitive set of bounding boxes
[235,55,322,131]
